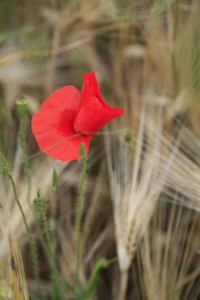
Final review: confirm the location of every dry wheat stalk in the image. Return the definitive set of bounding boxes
[105,104,175,300]
[139,200,200,300]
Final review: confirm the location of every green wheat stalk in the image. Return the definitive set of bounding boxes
[0,150,39,284]
[16,97,31,203]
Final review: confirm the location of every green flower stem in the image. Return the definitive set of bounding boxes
[16,98,31,203]
[34,191,57,275]
[51,168,58,255]
[0,152,39,283]
[75,155,87,282]
[19,116,31,201]
[40,207,61,293]
[10,174,39,282]
[34,203,64,299]
[41,202,52,253]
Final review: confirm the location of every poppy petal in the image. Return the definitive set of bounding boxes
[79,72,110,109]
[32,86,90,161]
[74,96,124,136]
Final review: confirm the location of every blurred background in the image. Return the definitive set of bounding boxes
[1,0,200,299]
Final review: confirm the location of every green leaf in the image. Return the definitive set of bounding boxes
[63,280,77,296]
[77,257,115,300]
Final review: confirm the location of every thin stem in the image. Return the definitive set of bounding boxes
[75,156,87,282]
[41,202,52,253]
[40,209,59,276]
[34,191,58,276]
[19,117,31,203]
[0,152,39,283]
[51,168,58,255]
[34,210,64,299]
[16,97,31,204]
[119,270,128,300]
[33,189,65,298]
[51,188,57,254]
[10,173,39,281]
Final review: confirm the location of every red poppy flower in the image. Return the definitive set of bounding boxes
[32,72,124,161]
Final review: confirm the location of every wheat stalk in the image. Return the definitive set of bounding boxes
[106,104,175,299]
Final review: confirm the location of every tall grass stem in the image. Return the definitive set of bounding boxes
[119,270,128,300]
[0,152,39,283]
[75,156,87,282]
[16,98,31,204]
